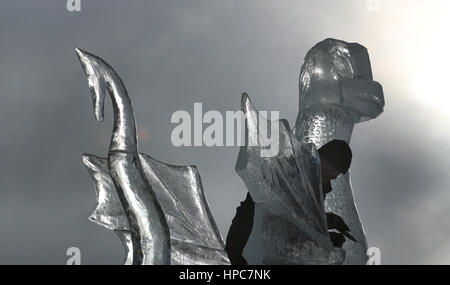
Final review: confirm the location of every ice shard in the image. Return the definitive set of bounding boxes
[77,48,229,265]
[293,38,385,264]
[236,93,345,265]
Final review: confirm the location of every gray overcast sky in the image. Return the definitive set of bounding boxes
[0,0,449,264]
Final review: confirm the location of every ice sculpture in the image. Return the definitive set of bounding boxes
[76,48,229,265]
[293,38,385,264]
[236,93,345,265]
[76,37,383,265]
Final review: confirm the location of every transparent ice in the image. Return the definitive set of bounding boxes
[77,37,384,265]
[293,38,385,264]
[236,93,345,265]
[76,48,229,265]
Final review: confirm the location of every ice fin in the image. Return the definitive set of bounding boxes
[236,94,343,264]
[82,153,230,264]
[82,154,129,231]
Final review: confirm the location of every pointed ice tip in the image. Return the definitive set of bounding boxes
[75,47,92,71]
[82,153,94,168]
[75,47,85,60]
[74,48,107,124]
[82,152,95,162]
[240,92,254,114]
[75,48,95,65]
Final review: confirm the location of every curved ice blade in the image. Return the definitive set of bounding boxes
[236,94,343,264]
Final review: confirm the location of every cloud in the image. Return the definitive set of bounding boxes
[0,0,447,264]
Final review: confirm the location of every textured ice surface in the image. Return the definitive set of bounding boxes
[83,154,230,265]
[296,38,384,123]
[77,48,229,265]
[77,47,169,264]
[236,94,345,265]
[294,38,385,264]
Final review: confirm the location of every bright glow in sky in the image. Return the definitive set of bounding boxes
[410,1,450,112]
[1,0,450,264]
